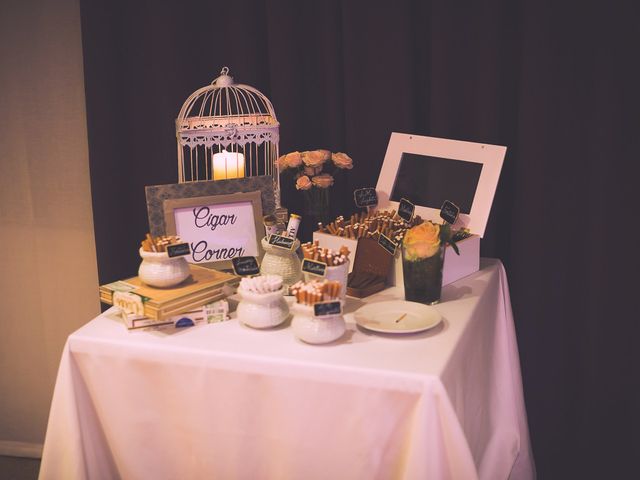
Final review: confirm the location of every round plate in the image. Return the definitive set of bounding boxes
[354,300,442,334]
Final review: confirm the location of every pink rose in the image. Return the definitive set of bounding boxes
[302,150,330,167]
[332,152,353,169]
[295,175,313,190]
[311,173,334,188]
[278,151,302,169]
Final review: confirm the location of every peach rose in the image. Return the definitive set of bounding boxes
[280,151,303,169]
[295,175,313,190]
[403,222,441,260]
[332,152,353,169]
[302,149,330,167]
[311,173,334,188]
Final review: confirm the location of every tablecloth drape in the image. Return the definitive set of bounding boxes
[39,259,534,480]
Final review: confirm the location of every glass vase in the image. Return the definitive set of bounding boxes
[401,243,445,305]
[303,187,331,223]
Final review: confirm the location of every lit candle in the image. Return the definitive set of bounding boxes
[212,149,245,180]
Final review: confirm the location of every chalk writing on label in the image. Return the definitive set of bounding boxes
[167,243,191,258]
[232,256,260,276]
[302,259,327,277]
[353,188,378,208]
[440,200,460,225]
[378,233,398,256]
[268,234,295,250]
[398,198,415,222]
[313,301,342,317]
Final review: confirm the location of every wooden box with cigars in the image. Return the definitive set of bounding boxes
[346,238,394,298]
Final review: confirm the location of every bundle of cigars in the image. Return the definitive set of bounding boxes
[316,209,423,244]
[289,280,342,305]
[301,241,350,266]
[141,233,182,253]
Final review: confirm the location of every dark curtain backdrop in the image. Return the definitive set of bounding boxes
[80,1,638,478]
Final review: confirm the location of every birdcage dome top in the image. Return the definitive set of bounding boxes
[176,67,279,149]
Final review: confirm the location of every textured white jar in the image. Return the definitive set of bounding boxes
[259,237,302,286]
[138,248,191,288]
[236,286,289,329]
[291,303,346,344]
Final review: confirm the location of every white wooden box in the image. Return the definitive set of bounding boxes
[312,231,479,287]
[377,132,505,287]
[314,133,505,288]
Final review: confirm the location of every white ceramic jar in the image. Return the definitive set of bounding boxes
[259,237,302,286]
[303,259,350,300]
[236,286,289,329]
[291,303,346,344]
[138,248,191,288]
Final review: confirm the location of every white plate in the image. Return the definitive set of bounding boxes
[354,301,442,334]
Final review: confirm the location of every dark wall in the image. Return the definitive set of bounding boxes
[80,1,639,478]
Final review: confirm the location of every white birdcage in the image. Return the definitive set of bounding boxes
[176,67,281,206]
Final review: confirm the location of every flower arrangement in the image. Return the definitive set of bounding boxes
[278,150,353,220]
[401,221,461,304]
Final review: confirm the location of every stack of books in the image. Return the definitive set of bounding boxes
[100,265,238,330]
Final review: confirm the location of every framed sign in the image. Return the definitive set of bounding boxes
[163,190,264,270]
[145,176,276,238]
[376,133,506,238]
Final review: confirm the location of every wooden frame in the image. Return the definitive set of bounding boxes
[376,132,506,237]
[162,190,264,270]
[145,176,276,238]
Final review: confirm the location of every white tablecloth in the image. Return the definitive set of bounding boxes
[39,259,534,480]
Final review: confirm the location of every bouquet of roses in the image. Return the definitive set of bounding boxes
[278,149,353,219]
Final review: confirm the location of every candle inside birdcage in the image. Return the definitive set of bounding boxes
[175,67,282,206]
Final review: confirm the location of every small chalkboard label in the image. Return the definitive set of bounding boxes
[398,198,415,222]
[353,187,378,208]
[378,233,398,256]
[166,243,191,258]
[268,234,295,250]
[440,200,460,225]
[302,259,327,277]
[231,256,260,276]
[313,300,342,318]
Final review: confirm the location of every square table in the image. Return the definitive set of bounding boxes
[39,259,534,480]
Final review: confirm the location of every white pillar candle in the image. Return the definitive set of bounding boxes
[213,149,245,180]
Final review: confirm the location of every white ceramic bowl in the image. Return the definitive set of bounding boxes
[236,286,289,329]
[138,248,191,288]
[291,303,346,344]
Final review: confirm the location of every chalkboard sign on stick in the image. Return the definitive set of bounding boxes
[302,259,327,277]
[268,234,296,250]
[398,198,415,222]
[313,300,342,317]
[231,256,260,276]
[378,233,398,256]
[353,188,378,208]
[440,200,460,225]
[166,243,191,258]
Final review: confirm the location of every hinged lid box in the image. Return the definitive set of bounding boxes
[376,132,505,286]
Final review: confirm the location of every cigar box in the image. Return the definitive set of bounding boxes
[376,132,505,287]
[346,238,394,298]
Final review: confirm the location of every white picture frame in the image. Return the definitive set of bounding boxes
[163,190,264,270]
[376,132,506,237]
